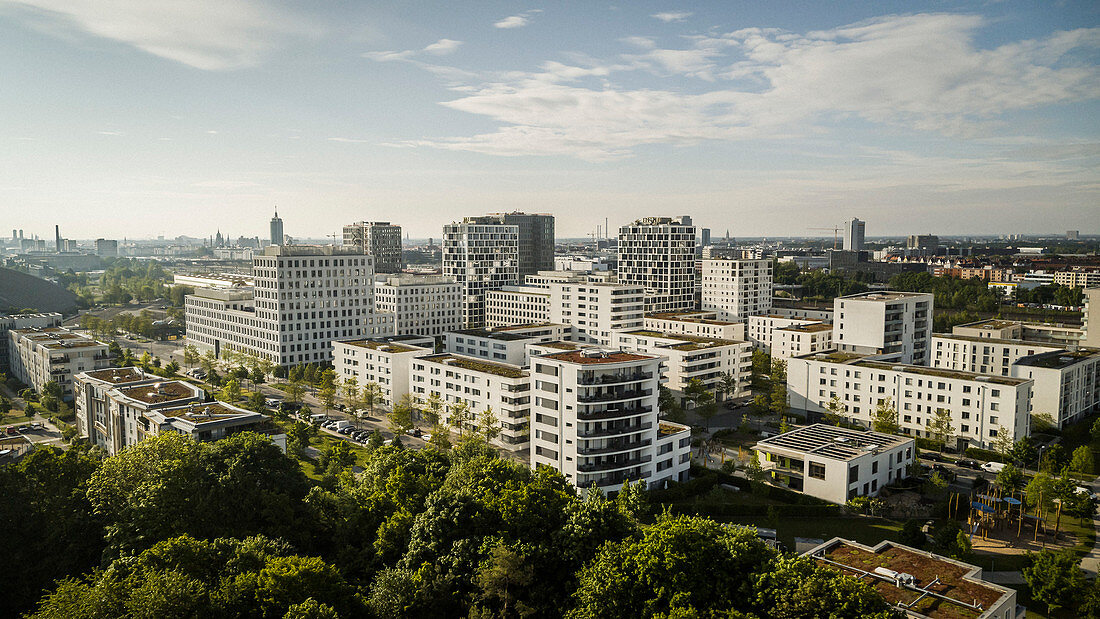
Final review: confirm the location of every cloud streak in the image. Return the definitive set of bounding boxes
[494,10,541,29]
[652,12,692,23]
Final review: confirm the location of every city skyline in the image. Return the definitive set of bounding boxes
[1,1,1098,238]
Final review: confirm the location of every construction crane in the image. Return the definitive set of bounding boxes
[807,225,842,250]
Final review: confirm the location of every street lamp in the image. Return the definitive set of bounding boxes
[1037,445,1047,471]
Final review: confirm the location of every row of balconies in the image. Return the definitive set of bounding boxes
[578,371,653,385]
[578,454,652,473]
[577,438,652,456]
[577,421,653,438]
[577,405,652,421]
[577,388,652,403]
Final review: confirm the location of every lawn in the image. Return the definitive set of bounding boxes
[2,411,35,426]
[275,420,377,481]
[719,513,904,549]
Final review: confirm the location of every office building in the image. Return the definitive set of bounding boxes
[409,353,530,449]
[0,312,62,372]
[844,218,865,252]
[95,238,118,257]
[443,218,520,328]
[529,349,691,493]
[618,216,697,313]
[270,209,284,246]
[8,328,110,399]
[332,335,434,407]
[186,245,393,367]
[375,274,462,338]
[753,424,913,504]
[787,351,1032,450]
[906,234,940,251]
[700,258,773,320]
[343,221,403,273]
[612,328,752,402]
[444,323,575,366]
[833,291,933,365]
[485,212,555,278]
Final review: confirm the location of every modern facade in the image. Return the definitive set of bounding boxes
[612,328,752,401]
[844,218,866,252]
[185,245,394,367]
[528,349,691,493]
[485,212,555,278]
[773,322,834,360]
[8,327,110,399]
[833,291,933,365]
[94,239,118,257]
[906,234,940,251]
[1086,288,1100,348]
[747,314,827,353]
[408,353,531,449]
[1012,349,1100,429]
[644,311,745,341]
[617,216,697,313]
[753,424,913,504]
[787,351,1033,450]
[444,323,575,366]
[442,219,519,328]
[700,258,773,320]
[343,221,403,273]
[0,312,62,372]
[374,274,462,338]
[485,287,552,327]
[332,335,435,407]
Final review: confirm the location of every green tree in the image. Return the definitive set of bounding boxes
[1022,549,1087,615]
[341,377,360,421]
[658,385,685,423]
[697,399,719,433]
[286,378,306,406]
[1069,445,1094,474]
[927,408,955,452]
[164,359,181,376]
[218,378,242,403]
[478,405,501,443]
[1091,418,1100,443]
[448,400,471,437]
[318,440,356,475]
[992,430,1015,459]
[422,392,444,425]
[183,345,199,369]
[717,371,737,403]
[872,397,899,434]
[995,464,1023,491]
[247,390,266,413]
[823,395,845,426]
[389,394,416,436]
[318,369,336,414]
[472,543,535,618]
[768,359,788,417]
[362,382,382,421]
[1031,412,1056,434]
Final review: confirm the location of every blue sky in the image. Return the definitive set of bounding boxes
[1,1,1097,240]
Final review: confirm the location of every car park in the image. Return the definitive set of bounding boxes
[339,427,354,435]
[921,451,944,462]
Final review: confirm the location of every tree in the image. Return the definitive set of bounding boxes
[341,377,360,419]
[717,371,737,403]
[218,378,242,403]
[318,369,336,414]
[823,395,845,426]
[1091,418,1100,443]
[899,519,926,549]
[995,464,1023,491]
[872,397,899,434]
[927,408,955,452]
[428,423,451,451]
[389,394,416,436]
[657,385,684,422]
[422,392,444,425]
[1031,412,1056,434]
[0,396,10,419]
[250,366,266,386]
[164,360,180,376]
[1070,445,1094,475]
[286,378,306,406]
[318,440,356,475]
[447,401,471,437]
[247,390,266,413]
[286,421,314,458]
[1025,472,1055,512]
[992,431,1015,459]
[362,382,382,420]
[697,399,719,433]
[478,405,501,443]
[769,359,788,417]
[200,350,217,375]
[473,544,535,618]
[1022,549,1087,614]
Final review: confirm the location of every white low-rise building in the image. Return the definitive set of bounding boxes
[612,328,752,402]
[747,315,827,353]
[485,287,551,327]
[932,334,1063,377]
[1,312,62,372]
[753,424,914,504]
[774,322,833,360]
[644,311,745,341]
[332,335,435,407]
[374,275,462,339]
[409,353,530,449]
[444,323,575,366]
[529,348,691,493]
[788,351,1033,450]
[8,327,110,399]
[833,291,933,365]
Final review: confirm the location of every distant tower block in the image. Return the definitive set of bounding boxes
[270,208,284,246]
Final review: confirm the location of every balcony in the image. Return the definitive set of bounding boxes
[578,455,652,473]
[578,438,651,456]
[578,388,652,403]
[49,355,70,364]
[577,405,652,421]
[577,421,653,438]
[578,470,647,488]
[578,371,653,386]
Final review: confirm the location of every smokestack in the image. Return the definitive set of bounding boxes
[55,225,61,252]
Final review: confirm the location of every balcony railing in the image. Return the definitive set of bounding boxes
[577,438,651,456]
[578,372,653,386]
[577,389,652,403]
[577,405,652,421]
[577,421,653,438]
[578,471,647,488]
[578,455,652,473]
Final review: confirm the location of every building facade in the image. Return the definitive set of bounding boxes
[444,323,575,366]
[332,336,434,407]
[700,258,773,320]
[773,322,834,360]
[0,312,62,372]
[8,328,110,399]
[343,221,403,273]
[374,274,462,338]
[833,291,933,365]
[644,312,745,341]
[617,216,697,313]
[844,218,865,252]
[485,212,555,278]
[747,315,826,353]
[443,219,520,328]
[612,328,752,401]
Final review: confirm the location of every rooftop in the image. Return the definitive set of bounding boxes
[622,329,741,347]
[419,354,528,379]
[780,323,833,333]
[116,381,201,405]
[82,367,149,385]
[154,401,259,422]
[537,341,582,350]
[853,360,1029,385]
[658,421,691,436]
[540,349,656,365]
[837,291,932,302]
[809,539,1012,619]
[340,338,426,354]
[1015,348,1100,369]
[932,333,1063,349]
[755,424,911,461]
[955,319,1019,331]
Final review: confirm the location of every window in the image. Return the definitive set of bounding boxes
[871,461,878,474]
[848,465,859,484]
[808,462,826,480]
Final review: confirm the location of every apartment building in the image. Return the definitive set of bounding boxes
[753,424,913,504]
[787,351,1033,450]
[644,311,745,341]
[73,371,278,456]
[408,353,530,449]
[528,349,691,493]
[952,318,1084,347]
[186,245,394,367]
[768,305,834,321]
[773,322,833,360]
[617,216,697,313]
[700,258,773,319]
[1013,349,1100,428]
[484,212,555,278]
[1087,288,1100,348]
[612,329,752,401]
[833,291,933,365]
[747,315,826,353]
[485,287,551,327]
[444,323,575,366]
[1054,269,1100,289]
[374,274,462,338]
[173,273,253,289]
[0,312,62,371]
[342,221,403,273]
[332,335,435,407]
[8,328,110,399]
[442,219,519,328]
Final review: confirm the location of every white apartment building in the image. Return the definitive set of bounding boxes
[73,371,278,456]
[644,311,745,341]
[1086,288,1100,348]
[768,305,834,321]
[375,274,462,338]
[485,287,551,327]
[612,329,752,401]
[186,245,394,368]
[773,323,833,360]
[617,216,697,313]
[747,315,828,353]
[8,328,110,399]
[332,335,435,407]
[343,221,403,273]
[952,318,1084,347]
[787,351,1032,450]
[1012,349,1100,428]
[753,424,913,504]
[701,258,773,320]
[444,323,575,366]
[833,291,933,365]
[443,220,520,328]
[1,312,62,371]
[408,353,530,449]
[173,273,253,289]
[528,349,691,493]
[931,334,1063,377]
[1055,269,1100,289]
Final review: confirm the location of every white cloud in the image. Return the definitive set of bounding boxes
[327,137,372,143]
[423,38,462,55]
[387,13,1100,160]
[652,12,691,23]
[96,130,123,135]
[4,0,317,70]
[494,10,541,29]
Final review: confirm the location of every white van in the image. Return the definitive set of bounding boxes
[980,461,1005,474]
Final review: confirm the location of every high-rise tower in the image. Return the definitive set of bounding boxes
[270,208,284,246]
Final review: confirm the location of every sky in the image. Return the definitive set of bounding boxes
[1,1,1098,241]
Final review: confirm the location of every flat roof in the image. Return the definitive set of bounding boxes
[755,424,911,461]
[809,539,1011,618]
[837,291,931,302]
[116,381,200,404]
[155,401,259,422]
[418,353,527,379]
[340,338,426,354]
[932,333,1063,348]
[622,329,742,347]
[82,367,149,385]
[852,360,1029,385]
[658,421,691,435]
[540,350,656,365]
[956,319,1018,330]
[779,323,833,333]
[1015,348,1100,369]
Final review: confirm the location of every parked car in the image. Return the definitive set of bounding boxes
[406,428,422,437]
[956,459,981,470]
[1075,486,1098,501]
[5,427,17,435]
[339,427,354,435]
[922,451,944,462]
[980,461,1005,474]
[930,464,956,482]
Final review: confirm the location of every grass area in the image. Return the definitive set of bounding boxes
[720,513,904,549]
[274,419,376,482]
[1,412,36,426]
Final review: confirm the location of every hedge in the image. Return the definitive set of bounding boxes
[666,502,842,519]
[963,447,1007,464]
